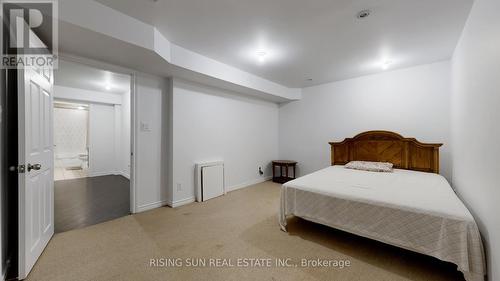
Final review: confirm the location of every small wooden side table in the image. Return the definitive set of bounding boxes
[272,160,297,183]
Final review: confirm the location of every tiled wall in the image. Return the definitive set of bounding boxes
[53,107,88,160]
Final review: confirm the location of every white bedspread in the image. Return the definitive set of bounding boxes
[279,166,485,281]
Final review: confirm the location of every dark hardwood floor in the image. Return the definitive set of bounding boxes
[55,175,130,233]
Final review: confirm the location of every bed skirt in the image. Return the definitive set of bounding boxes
[279,185,486,281]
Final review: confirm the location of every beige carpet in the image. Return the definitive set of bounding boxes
[27,181,464,281]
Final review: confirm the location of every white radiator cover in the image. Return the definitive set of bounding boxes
[195,161,225,202]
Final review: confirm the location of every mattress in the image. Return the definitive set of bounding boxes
[279,166,485,281]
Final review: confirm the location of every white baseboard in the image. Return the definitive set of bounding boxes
[88,171,130,179]
[136,200,168,213]
[88,171,116,177]
[139,178,271,211]
[167,177,270,209]
[226,176,272,192]
[167,197,196,208]
[119,171,130,179]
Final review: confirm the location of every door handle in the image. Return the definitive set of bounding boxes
[27,163,42,172]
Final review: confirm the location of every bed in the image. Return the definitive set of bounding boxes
[279,131,485,281]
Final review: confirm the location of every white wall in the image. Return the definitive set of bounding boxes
[134,75,170,212]
[170,79,279,206]
[451,0,500,279]
[279,61,452,180]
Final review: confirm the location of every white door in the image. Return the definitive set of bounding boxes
[18,66,54,279]
[88,103,116,176]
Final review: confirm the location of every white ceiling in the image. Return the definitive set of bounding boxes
[54,60,131,95]
[96,0,472,88]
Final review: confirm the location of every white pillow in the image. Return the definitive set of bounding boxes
[345,161,393,172]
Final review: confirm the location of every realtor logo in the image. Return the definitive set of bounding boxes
[1,0,58,68]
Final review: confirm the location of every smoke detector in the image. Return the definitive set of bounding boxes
[357,10,371,19]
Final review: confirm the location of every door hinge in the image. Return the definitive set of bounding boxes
[9,164,25,173]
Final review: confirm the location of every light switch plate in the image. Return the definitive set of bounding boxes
[140,122,151,132]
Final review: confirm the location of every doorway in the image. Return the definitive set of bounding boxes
[53,60,133,233]
[8,56,138,279]
[53,101,89,180]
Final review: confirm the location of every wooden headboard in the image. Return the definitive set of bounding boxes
[329,131,443,173]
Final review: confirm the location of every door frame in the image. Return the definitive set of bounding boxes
[58,53,139,214]
[4,68,20,280]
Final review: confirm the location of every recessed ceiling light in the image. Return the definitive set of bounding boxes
[256,51,267,57]
[357,10,371,19]
[381,60,392,70]
[105,85,111,90]
[77,106,85,110]
[256,50,268,63]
